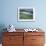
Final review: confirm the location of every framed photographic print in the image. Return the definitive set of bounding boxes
[18,7,35,21]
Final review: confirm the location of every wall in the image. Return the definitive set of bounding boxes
[0,0,46,30]
[0,0,46,43]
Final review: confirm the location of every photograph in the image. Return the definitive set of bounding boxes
[18,7,35,21]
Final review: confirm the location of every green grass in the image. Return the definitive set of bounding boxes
[20,13,33,19]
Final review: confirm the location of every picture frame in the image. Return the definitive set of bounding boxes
[17,7,35,21]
